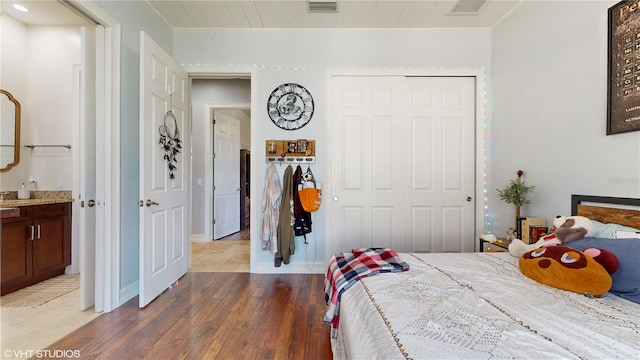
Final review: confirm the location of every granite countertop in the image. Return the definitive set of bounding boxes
[0,198,73,207]
[0,190,72,207]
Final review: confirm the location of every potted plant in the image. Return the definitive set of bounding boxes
[497,170,536,229]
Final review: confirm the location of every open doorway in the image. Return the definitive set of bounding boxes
[190,79,251,272]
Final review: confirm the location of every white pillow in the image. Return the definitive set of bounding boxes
[591,220,640,238]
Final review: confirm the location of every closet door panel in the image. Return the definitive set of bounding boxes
[329,75,475,254]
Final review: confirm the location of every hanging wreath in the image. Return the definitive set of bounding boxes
[159,109,182,179]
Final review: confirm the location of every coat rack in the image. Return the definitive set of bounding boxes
[265,139,315,164]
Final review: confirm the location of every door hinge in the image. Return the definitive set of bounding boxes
[213,219,216,225]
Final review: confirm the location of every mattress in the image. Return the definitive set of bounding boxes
[332,252,640,359]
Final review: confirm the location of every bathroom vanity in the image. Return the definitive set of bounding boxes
[1,200,71,295]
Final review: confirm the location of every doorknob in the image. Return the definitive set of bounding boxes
[146,199,159,207]
[87,199,96,207]
[467,196,472,202]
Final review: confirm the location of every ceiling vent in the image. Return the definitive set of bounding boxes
[308,0,338,12]
[448,0,488,15]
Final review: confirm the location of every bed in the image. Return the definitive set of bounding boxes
[328,195,640,359]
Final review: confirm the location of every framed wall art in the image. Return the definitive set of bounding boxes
[607,0,640,134]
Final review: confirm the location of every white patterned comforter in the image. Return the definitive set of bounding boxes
[332,252,640,360]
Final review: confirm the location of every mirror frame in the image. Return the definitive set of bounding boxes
[0,89,21,172]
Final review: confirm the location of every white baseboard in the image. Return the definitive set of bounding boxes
[191,234,209,243]
[119,280,138,306]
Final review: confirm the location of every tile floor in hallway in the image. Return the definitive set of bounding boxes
[191,240,249,272]
[0,238,249,358]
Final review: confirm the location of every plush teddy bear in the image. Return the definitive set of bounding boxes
[508,215,596,257]
[508,232,562,257]
[552,215,595,242]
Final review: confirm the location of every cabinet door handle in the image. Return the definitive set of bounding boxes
[28,225,35,240]
[36,224,41,239]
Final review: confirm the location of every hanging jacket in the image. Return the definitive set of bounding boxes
[260,163,281,253]
[275,165,295,267]
[292,165,312,239]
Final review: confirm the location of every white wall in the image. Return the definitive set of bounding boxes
[94,0,173,295]
[491,0,640,235]
[25,26,80,190]
[0,17,78,191]
[175,28,492,270]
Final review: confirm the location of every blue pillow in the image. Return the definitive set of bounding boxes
[569,237,640,304]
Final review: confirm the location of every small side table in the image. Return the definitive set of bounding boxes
[479,238,512,252]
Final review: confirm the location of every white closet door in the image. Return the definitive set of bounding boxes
[329,76,475,254]
[329,76,407,252]
[405,76,475,253]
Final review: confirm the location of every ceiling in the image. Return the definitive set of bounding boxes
[0,1,92,26]
[147,0,521,29]
[2,0,521,28]
[1,0,518,138]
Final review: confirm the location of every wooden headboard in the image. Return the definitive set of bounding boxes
[571,195,640,229]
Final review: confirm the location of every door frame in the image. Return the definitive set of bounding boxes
[71,0,121,312]
[203,104,250,243]
[324,68,487,258]
[186,66,258,272]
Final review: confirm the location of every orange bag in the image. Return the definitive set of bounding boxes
[299,168,321,212]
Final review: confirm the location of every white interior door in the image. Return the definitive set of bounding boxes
[404,76,475,253]
[213,111,241,239]
[79,26,96,310]
[330,75,475,254]
[330,76,407,251]
[139,31,190,308]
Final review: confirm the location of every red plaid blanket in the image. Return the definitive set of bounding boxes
[323,248,409,338]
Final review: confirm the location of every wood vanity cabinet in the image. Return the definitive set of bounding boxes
[1,202,71,295]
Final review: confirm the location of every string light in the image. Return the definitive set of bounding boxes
[482,72,492,235]
[180,63,329,71]
[180,63,485,73]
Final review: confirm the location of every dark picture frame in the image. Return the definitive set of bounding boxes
[607,1,640,135]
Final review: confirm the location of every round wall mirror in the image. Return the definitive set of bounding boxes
[0,89,21,172]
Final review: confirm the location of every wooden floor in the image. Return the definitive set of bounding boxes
[41,272,332,359]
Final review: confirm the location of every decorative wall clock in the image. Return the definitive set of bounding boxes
[267,83,314,130]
